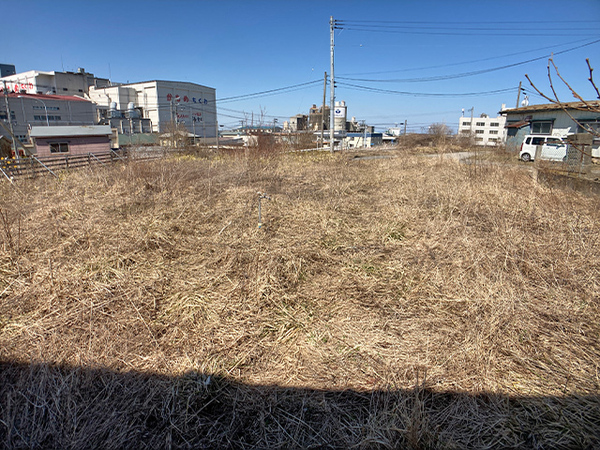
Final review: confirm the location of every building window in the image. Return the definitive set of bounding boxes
[489,138,498,142]
[33,105,59,111]
[0,111,16,120]
[489,130,498,135]
[50,142,69,153]
[476,122,485,126]
[475,129,484,134]
[577,119,600,134]
[462,121,470,126]
[531,121,553,134]
[490,122,499,127]
[34,115,61,121]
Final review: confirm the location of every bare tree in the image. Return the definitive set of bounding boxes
[525,57,600,138]
[428,122,452,146]
[163,120,189,149]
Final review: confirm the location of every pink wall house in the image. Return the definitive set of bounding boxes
[29,126,113,158]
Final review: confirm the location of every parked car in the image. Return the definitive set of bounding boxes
[519,135,568,162]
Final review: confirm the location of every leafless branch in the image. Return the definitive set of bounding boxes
[525,73,559,105]
[587,58,600,100]
[549,57,589,106]
[546,56,565,104]
[526,58,600,139]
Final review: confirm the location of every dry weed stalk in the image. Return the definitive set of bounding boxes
[0,150,599,448]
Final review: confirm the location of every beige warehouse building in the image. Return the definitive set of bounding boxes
[89,80,217,138]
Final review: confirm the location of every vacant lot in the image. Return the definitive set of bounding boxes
[1,149,599,448]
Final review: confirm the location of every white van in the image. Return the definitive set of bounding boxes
[519,135,568,162]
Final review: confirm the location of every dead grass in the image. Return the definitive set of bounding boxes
[1,148,599,448]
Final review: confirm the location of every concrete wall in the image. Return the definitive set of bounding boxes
[155,81,217,136]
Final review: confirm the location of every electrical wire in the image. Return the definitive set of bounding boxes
[333,19,600,37]
[336,82,516,97]
[215,80,322,103]
[339,37,598,76]
[337,39,600,83]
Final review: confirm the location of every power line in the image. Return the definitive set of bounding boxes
[333,19,600,36]
[339,38,597,77]
[336,19,600,24]
[215,80,322,103]
[336,82,516,97]
[337,39,600,83]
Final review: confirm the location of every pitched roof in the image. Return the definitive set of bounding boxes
[30,125,112,138]
[7,92,90,102]
[501,100,600,115]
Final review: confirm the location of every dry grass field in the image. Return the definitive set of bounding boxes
[1,148,599,448]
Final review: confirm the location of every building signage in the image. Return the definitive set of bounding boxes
[166,93,208,104]
[1,82,35,93]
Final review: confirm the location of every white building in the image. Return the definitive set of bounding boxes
[0,93,96,145]
[0,68,109,96]
[458,111,506,146]
[89,80,217,137]
[343,132,383,149]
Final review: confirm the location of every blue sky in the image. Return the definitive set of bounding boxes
[4,0,600,132]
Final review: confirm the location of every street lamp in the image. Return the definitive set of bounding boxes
[19,95,49,126]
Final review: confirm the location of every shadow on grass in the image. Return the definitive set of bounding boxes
[1,360,598,449]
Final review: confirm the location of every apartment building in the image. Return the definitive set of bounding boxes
[458,113,506,146]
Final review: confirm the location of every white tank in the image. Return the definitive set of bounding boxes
[334,100,347,131]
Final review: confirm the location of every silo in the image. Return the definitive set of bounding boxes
[334,101,347,131]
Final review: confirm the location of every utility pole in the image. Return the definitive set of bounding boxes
[2,81,19,159]
[329,16,335,152]
[469,107,474,133]
[191,106,196,145]
[170,99,175,148]
[404,120,407,136]
[321,71,327,150]
[516,81,522,108]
